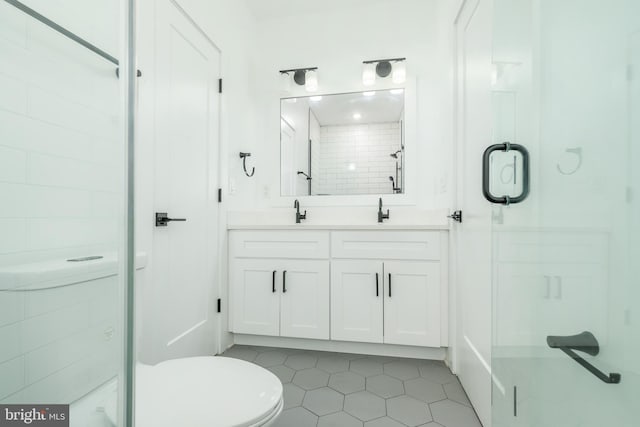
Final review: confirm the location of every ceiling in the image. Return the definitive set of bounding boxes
[307,90,404,126]
[244,0,394,20]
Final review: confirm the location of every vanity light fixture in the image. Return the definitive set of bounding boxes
[362,57,407,85]
[279,67,319,92]
[362,63,376,86]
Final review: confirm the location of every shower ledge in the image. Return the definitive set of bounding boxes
[0,252,147,291]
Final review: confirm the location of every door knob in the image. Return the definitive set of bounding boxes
[155,212,187,227]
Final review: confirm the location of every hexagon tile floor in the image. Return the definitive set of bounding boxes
[220,345,482,427]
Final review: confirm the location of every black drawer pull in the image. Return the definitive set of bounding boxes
[272,271,276,293]
[283,270,287,293]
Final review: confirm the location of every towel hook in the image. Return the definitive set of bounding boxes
[239,152,255,177]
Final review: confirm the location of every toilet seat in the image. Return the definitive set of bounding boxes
[105,357,283,427]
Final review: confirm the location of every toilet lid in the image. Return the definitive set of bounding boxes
[106,357,283,427]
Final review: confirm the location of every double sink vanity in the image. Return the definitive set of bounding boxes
[227,214,449,357]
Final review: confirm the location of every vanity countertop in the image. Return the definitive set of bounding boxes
[227,224,449,230]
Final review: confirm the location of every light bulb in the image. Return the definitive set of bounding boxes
[392,61,407,84]
[281,72,292,92]
[362,63,376,86]
[305,70,318,92]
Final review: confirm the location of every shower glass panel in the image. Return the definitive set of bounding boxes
[491,0,640,425]
[0,1,133,426]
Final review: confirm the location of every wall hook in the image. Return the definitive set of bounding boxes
[239,152,255,177]
[557,147,582,175]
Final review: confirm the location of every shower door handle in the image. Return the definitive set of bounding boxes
[482,142,530,205]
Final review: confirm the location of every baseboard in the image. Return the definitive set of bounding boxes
[233,334,448,361]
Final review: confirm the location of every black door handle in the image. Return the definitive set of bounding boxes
[272,271,276,293]
[155,212,187,227]
[388,273,392,297]
[283,271,287,293]
[375,273,379,297]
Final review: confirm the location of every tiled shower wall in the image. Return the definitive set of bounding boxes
[0,1,122,404]
[315,122,401,195]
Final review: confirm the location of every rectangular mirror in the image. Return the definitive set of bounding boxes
[281,90,405,196]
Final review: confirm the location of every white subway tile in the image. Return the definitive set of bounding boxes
[0,357,24,400]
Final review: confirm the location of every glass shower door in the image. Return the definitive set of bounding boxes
[0,1,133,426]
[490,0,640,426]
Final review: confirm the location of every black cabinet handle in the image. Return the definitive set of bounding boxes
[272,271,276,293]
[283,270,287,293]
[375,273,379,297]
[388,273,392,297]
[482,142,530,205]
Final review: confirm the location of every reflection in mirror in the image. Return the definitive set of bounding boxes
[280,90,405,196]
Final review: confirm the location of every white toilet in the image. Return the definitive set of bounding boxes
[105,356,283,427]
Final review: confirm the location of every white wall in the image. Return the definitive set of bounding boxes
[135,0,258,360]
[228,0,456,213]
[0,0,125,404]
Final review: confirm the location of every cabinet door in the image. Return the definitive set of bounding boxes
[331,260,383,343]
[230,259,280,336]
[494,263,551,346]
[545,263,607,340]
[280,260,330,340]
[384,261,441,347]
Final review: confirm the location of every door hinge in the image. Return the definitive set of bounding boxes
[217,298,221,313]
[218,78,222,93]
[218,188,223,203]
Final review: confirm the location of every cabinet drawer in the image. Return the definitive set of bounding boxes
[230,230,330,259]
[331,231,441,260]
[496,232,608,264]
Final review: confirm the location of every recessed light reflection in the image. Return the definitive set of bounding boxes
[310,96,323,102]
[284,98,297,103]
[390,89,404,95]
[353,113,362,120]
[363,91,376,97]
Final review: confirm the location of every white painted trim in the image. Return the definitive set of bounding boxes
[234,334,447,361]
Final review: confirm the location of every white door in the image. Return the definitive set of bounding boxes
[452,0,493,424]
[331,260,383,343]
[280,118,296,196]
[230,259,280,336]
[152,0,221,360]
[383,261,441,347]
[280,260,330,339]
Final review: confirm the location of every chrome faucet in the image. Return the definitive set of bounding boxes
[294,199,307,224]
[378,198,390,223]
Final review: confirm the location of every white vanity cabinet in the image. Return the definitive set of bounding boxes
[331,231,444,347]
[229,228,448,350]
[229,231,330,340]
[493,231,608,347]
